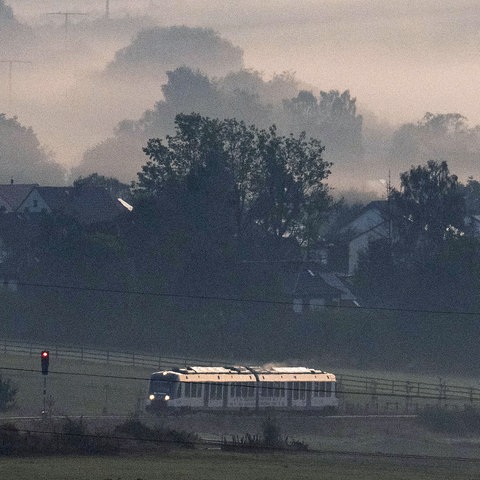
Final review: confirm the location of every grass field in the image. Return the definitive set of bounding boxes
[0,352,153,416]
[2,352,480,417]
[3,352,480,476]
[1,450,479,480]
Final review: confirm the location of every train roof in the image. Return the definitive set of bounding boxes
[150,366,336,382]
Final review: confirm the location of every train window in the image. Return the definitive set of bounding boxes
[176,384,182,398]
[317,382,324,397]
[242,384,248,397]
[313,382,323,397]
[191,383,197,397]
[326,382,332,397]
[304,382,309,398]
[268,383,275,397]
[261,383,268,397]
[273,382,280,397]
[209,383,223,400]
[185,383,191,398]
[197,384,202,397]
[293,383,299,400]
[299,382,306,400]
[248,383,254,397]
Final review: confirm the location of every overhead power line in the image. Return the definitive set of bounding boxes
[1,366,479,403]
[14,280,480,318]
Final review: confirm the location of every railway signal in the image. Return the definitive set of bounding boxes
[41,350,49,375]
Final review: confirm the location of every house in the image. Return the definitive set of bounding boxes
[0,183,132,224]
[36,186,131,225]
[0,183,133,288]
[0,184,49,213]
[341,200,391,275]
[284,266,358,314]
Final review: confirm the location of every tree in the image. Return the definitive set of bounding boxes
[136,113,333,245]
[391,160,465,254]
[0,0,15,25]
[0,114,65,185]
[105,26,244,79]
[283,89,363,155]
[459,177,480,215]
[0,376,17,411]
[73,173,131,201]
[253,126,332,244]
[391,113,480,178]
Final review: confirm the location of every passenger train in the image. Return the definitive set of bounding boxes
[146,365,338,412]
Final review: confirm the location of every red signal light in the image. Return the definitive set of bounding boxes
[41,350,49,375]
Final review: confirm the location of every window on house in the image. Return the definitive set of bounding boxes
[310,298,325,311]
[293,298,303,314]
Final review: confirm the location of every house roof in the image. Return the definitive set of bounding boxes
[285,267,344,299]
[318,272,356,301]
[36,186,128,224]
[0,184,37,211]
[341,200,390,241]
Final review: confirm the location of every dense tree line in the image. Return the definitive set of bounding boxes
[3,112,480,373]
[75,67,361,182]
[355,160,480,315]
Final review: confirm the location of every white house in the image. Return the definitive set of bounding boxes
[341,201,391,275]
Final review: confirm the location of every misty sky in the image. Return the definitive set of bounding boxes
[10,0,480,125]
[5,0,480,185]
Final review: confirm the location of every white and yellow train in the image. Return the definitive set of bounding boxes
[146,365,338,412]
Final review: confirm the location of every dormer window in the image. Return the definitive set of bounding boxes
[33,200,38,208]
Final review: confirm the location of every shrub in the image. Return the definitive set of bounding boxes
[0,423,21,454]
[114,418,198,448]
[261,416,282,447]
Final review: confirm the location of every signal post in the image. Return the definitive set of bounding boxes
[40,350,49,415]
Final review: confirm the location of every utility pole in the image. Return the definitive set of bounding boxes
[0,60,32,107]
[387,170,393,246]
[47,11,88,46]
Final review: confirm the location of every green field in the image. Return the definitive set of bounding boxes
[2,352,480,417]
[1,450,479,480]
[3,352,480,477]
[0,353,153,416]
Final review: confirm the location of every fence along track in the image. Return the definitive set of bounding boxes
[2,337,480,411]
[0,337,216,369]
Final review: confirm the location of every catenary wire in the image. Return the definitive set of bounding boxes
[1,366,479,402]
[13,280,480,317]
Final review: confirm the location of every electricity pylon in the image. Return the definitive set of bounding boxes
[47,11,88,46]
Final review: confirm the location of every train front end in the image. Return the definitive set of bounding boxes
[146,371,179,412]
